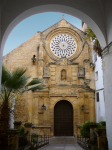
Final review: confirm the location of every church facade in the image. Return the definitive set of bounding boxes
[3,18,95,136]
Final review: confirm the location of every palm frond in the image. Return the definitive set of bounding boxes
[26,78,42,87]
[2,65,12,85]
[27,85,45,92]
[5,68,31,90]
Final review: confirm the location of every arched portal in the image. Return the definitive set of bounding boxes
[54,100,73,136]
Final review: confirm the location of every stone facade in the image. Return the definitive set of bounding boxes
[3,19,95,136]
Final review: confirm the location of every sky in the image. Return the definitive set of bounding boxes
[4,12,82,56]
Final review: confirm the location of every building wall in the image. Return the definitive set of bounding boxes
[3,19,95,136]
[93,52,105,122]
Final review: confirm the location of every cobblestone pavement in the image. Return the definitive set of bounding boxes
[40,137,83,150]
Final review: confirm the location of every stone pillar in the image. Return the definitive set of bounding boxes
[24,123,32,136]
[8,129,19,150]
[89,94,95,122]
[38,41,44,78]
[77,125,82,135]
[24,123,33,141]
[96,128,106,150]
[89,123,97,144]
[103,48,112,150]
[14,121,22,129]
[32,95,39,124]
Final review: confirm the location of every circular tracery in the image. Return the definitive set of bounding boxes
[50,34,77,58]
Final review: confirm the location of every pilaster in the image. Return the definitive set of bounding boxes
[38,41,44,78]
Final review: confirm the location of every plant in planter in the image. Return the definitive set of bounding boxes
[80,121,103,137]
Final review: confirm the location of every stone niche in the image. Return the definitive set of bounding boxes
[43,66,50,78]
[78,66,85,78]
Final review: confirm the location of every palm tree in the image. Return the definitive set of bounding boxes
[85,27,102,57]
[0,65,44,148]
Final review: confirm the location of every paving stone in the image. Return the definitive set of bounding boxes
[41,144,83,150]
[40,137,83,150]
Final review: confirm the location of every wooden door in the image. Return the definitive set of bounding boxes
[54,100,73,136]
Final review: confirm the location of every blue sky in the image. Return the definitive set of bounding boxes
[4,12,81,56]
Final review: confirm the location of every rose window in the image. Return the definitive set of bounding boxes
[50,34,77,58]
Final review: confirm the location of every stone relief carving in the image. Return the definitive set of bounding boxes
[61,69,66,80]
[56,57,71,66]
[78,67,85,78]
[43,66,50,78]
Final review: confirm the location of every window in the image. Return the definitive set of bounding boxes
[94,53,97,62]
[96,92,99,102]
[95,71,98,80]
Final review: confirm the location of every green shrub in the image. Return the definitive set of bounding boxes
[80,121,103,137]
[99,121,106,126]
[19,126,25,136]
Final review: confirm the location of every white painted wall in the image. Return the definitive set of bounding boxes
[93,52,105,123]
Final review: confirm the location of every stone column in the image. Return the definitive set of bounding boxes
[103,48,112,150]
[14,121,22,129]
[8,129,19,150]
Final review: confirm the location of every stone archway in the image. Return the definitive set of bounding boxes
[54,100,73,136]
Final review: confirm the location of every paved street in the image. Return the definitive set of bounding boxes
[41,144,83,150]
[40,137,83,150]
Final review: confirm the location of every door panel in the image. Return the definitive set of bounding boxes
[54,100,73,136]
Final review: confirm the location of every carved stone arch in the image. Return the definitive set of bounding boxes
[53,98,74,109]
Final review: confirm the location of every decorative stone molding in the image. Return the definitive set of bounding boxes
[83,59,89,63]
[24,123,33,128]
[49,62,56,65]
[38,59,44,61]
[56,57,71,66]
[70,62,79,65]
